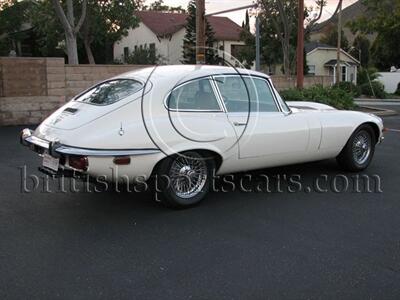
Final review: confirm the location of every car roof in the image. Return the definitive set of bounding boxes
[118,65,270,83]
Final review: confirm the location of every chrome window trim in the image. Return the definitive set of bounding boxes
[163,77,224,113]
[212,74,283,114]
[210,76,228,113]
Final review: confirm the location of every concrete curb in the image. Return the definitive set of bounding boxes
[355,98,400,102]
[357,105,398,117]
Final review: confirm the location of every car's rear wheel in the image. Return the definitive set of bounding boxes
[155,151,215,208]
[337,125,376,171]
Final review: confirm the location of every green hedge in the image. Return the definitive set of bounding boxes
[333,82,361,97]
[280,85,355,110]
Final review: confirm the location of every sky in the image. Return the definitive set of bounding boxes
[146,0,359,27]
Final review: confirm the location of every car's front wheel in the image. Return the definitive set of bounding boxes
[337,125,376,171]
[154,151,215,208]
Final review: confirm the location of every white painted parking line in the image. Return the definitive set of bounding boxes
[385,128,400,132]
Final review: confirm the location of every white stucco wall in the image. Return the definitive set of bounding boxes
[377,72,400,93]
[166,28,185,64]
[114,23,160,61]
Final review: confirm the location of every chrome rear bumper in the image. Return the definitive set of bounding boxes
[20,128,160,157]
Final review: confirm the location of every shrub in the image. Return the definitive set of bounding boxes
[280,85,355,110]
[278,88,304,101]
[357,67,380,86]
[333,81,361,97]
[360,81,386,99]
[395,82,400,96]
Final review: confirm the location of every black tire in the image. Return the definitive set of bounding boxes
[154,151,215,208]
[337,124,376,172]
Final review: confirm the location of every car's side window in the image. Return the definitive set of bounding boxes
[167,78,221,111]
[214,76,279,113]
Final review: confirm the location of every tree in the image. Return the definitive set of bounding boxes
[238,1,325,74]
[181,0,218,65]
[29,0,143,64]
[0,0,13,11]
[51,0,87,64]
[30,0,65,58]
[0,0,33,56]
[79,0,143,64]
[320,27,349,51]
[238,10,254,68]
[349,0,400,70]
[257,0,297,76]
[143,0,186,13]
[243,10,250,31]
[350,34,370,67]
[125,44,163,65]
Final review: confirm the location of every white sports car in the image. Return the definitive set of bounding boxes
[21,65,384,207]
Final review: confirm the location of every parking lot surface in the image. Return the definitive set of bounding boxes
[1,114,400,299]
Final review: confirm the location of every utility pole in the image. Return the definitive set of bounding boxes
[255,16,261,71]
[296,0,304,89]
[336,0,342,84]
[196,0,206,64]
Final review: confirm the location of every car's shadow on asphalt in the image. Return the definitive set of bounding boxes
[55,158,353,215]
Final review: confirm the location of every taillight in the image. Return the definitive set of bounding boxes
[113,156,131,165]
[69,156,88,171]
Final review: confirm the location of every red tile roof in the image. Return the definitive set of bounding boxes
[135,11,243,41]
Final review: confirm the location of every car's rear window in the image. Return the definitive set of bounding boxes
[75,79,143,105]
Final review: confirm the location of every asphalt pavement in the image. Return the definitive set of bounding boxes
[1,113,400,299]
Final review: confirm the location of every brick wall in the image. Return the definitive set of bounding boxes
[271,75,333,90]
[0,57,147,125]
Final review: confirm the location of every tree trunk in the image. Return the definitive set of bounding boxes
[282,38,290,77]
[65,32,79,65]
[83,38,95,64]
[51,0,87,65]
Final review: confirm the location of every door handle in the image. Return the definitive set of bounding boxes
[233,122,247,127]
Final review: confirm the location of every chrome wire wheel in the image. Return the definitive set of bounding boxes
[352,130,371,165]
[169,153,208,199]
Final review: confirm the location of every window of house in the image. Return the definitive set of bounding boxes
[123,47,129,62]
[214,76,279,113]
[308,65,316,75]
[341,66,347,82]
[75,79,143,106]
[149,43,156,60]
[230,44,246,59]
[167,79,221,111]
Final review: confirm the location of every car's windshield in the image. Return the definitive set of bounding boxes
[75,79,143,105]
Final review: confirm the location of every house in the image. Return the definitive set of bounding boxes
[113,11,245,65]
[306,42,360,84]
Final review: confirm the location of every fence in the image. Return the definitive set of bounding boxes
[271,75,333,90]
[0,57,333,126]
